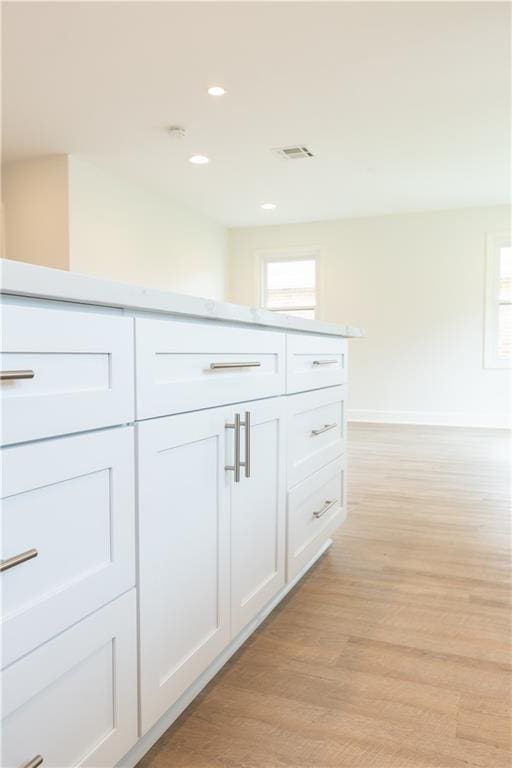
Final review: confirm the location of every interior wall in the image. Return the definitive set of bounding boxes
[229,206,511,428]
[67,157,228,300]
[1,155,228,301]
[1,155,70,270]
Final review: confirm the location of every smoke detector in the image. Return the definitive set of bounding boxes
[167,126,186,139]
[273,146,314,160]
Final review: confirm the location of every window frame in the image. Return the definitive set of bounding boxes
[484,231,512,369]
[255,247,321,320]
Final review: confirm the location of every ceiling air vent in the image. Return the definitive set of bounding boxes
[274,146,314,160]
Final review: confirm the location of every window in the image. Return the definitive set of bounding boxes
[260,252,318,319]
[484,233,512,368]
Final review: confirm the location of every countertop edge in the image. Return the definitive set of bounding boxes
[0,259,364,338]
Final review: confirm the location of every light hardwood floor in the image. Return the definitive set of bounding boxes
[138,423,511,768]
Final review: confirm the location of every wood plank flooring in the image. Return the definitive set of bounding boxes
[137,424,511,768]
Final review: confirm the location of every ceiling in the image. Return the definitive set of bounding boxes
[2,1,510,227]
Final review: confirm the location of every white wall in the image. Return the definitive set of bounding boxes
[68,157,228,300]
[229,206,511,428]
[2,156,70,270]
[1,155,228,301]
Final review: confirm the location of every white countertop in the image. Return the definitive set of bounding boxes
[0,259,363,338]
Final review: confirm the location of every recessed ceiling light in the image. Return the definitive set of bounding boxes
[261,202,277,210]
[189,155,210,165]
[208,86,226,96]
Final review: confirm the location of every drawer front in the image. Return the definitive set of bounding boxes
[136,317,285,418]
[1,304,134,445]
[1,590,137,768]
[287,386,346,488]
[286,333,347,394]
[1,428,135,668]
[287,457,346,580]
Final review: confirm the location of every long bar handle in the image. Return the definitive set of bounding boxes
[242,411,251,478]
[20,757,43,768]
[210,362,261,370]
[0,548,38,573]
[225,413,241,482]
[313,499,338,519]
[0,369,35,381]
[312,359,338,366]
[311,423,337,436]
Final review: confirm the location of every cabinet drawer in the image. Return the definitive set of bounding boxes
[1,428,135,668]
[286,333,347,394]
[287,457,346,580]
[0,304,134,445]
[1,590,137,768]
[135,317,285,418]
[287,386,345,488]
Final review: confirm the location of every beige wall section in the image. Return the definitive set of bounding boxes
[67,157,228,300]
[1,155,228,300]
[229,206,511,428]
[1,155,70,269]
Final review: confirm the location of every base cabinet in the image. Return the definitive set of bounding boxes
[137,398,287,734]
[137,409,231,734]
[1,590,137,768]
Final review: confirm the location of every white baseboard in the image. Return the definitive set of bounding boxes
[116,539,333,768]
[348,409,511,429]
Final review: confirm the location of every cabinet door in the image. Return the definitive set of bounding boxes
[229,398,286,637]
[138,408,230,735]
[1,590,137,768]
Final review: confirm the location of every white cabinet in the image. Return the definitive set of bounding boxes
[287,457,346,580]
[137,408,231,734]
[286,333,347,394]
[138,397,286,733]
[1,427,136,668]
[287,386,346,488]
[229,398,286,637]
[1,590,138,768]
[135,317,285,419]
[0,304,134,445]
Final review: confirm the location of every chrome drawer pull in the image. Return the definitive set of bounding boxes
[21,756,43,768]
[210,362,261,370]
[312,359,337,366]
[0,548,38,573]
[225,413,242,483]
[311,423,337,436]
[313,499,337,519]
[0,369,35,381]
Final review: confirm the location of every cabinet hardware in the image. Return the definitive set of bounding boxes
[210,362,261,370]
[312,359,337,366]
[20,757,43,768]
[311,423,337,436]
[243,411,251,478]
[0,369,35,381]
[19,757,43,768]
[313,499,337,519]
[225,413,242,482]
[226,412,251,481]
[0,548,38,573]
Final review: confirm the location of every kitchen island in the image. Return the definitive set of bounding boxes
[0,259,361,768]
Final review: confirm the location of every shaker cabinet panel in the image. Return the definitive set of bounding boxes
[1,590,138,768]
[229,398,286,637]
[0,304,134,445]
[135,317,285,419]
[1,427,136,668]
[137,408,230,735]
[286,333,347,394]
